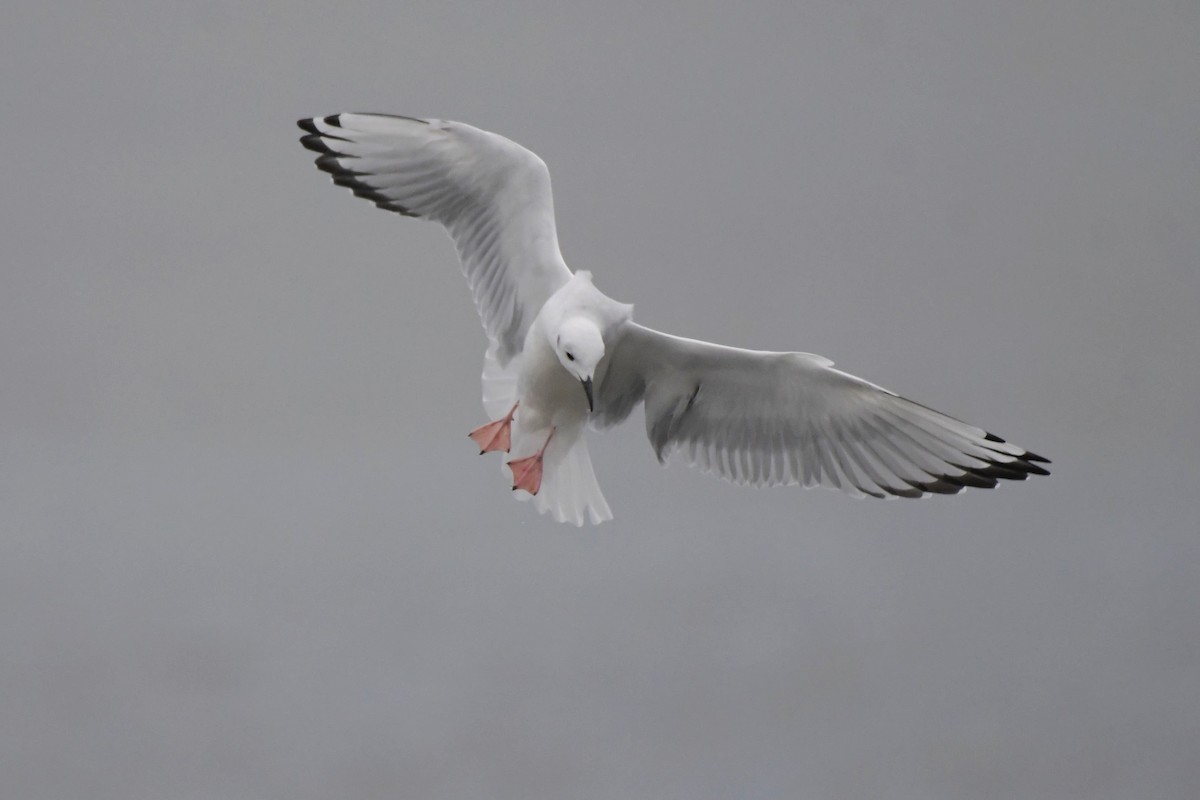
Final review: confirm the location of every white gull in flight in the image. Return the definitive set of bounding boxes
[298,113,1049,525]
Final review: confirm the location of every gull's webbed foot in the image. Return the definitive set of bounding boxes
[468,402,519,454]
[507,427,556,495]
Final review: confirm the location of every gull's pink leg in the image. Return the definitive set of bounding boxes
[468,402,519,454]
[508,427,556,495]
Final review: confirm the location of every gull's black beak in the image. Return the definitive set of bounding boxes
[581,377,594,413]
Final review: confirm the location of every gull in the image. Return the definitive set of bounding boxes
[298,113,1049,525]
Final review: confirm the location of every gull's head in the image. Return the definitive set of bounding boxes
[555,317,605,412]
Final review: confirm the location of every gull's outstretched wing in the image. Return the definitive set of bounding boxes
[594,323,1050,497]
[298,113,573,363]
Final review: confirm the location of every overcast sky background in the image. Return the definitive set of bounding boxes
[3,2,1198,798]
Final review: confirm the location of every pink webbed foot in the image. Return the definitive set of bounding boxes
[468,403,518,454]
[508,428,555,495]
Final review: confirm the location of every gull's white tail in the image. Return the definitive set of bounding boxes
[519,432,612,526]
[482,346,613,526]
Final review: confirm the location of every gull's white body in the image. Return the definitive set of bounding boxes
[500,273,630,524]
[299,113,1049,525]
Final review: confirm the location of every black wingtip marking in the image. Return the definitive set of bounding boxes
[299,135,422,219]
[299,133,335,154]
[906,478,966,496]
[944,470,1000,490]
[974,463,1032,481]
[871,452,1051,498]
[316,155,369,176]
[298,112,437,219]
[983,432,1051,467]
[300,135,353,155]
[331,172,365,188]
[375,200,419,217]
[315,154,345,171]
[884,484,926,499]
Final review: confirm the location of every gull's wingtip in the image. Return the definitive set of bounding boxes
[982,430,1052,467]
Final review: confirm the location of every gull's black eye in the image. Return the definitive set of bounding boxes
[566,352,575,361]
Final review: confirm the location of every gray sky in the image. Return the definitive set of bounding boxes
[3,1,1198,798]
